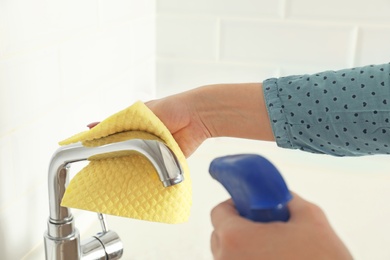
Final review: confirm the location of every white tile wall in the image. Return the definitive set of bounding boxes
[157,15,218,61]
[156,1,390,260]
[0,48,61,135]
[0,1,155,259]
[220,20,354,68]
[59,24,134,97]
[287,0,390,22]
[156,59,278,96]
[98,0,155,25]
[357,25,390,66]
[1,0,99,56]
[0,136,15,211]
[157,0,390,96]
[157,0,281,18]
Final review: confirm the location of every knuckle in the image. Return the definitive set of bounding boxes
[210,205,219,218]
[216,226,240,248]
[304,201,324,214]
[304,202,329,224]
[210,201,226,219]
[211,228,236,260]
[210,231,219,255]
[309,202,322,212]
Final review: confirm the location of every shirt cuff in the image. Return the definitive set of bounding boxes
[262,78,294,150]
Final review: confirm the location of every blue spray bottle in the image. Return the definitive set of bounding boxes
[209,154,292,222]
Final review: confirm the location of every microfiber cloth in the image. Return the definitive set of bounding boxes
[59,101,192,224]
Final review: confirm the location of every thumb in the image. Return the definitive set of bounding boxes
[288,192,327,223]
[210,199,250,229]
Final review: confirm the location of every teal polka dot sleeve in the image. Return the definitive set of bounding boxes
[263,63,390,156]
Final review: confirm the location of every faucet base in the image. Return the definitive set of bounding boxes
[44,216,123,260]
[44,220,80,260]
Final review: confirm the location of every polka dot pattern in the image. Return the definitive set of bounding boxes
[263,63,390,156]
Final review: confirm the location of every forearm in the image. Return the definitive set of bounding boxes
[187,83,274,141]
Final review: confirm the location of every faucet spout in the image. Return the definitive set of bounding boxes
[48,139,184,222]
[44,139,184,259]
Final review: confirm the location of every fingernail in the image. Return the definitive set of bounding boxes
[87,122,100,129]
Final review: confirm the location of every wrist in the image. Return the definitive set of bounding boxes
[189,83,274,141]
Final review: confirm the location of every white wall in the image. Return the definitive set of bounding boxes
[157,1,390,260]
[0,1,155,259]
[157,0,390,96]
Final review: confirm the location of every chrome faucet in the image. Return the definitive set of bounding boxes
[44,139,184,259]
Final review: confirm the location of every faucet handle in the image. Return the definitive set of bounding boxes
[81,230,123,260]
[80,214,123,259]
[97,213,108,233]
[95,230,123,260]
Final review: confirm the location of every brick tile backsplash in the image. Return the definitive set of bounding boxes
[356,26,390,66]
[157,15,218,60]
[287,0,390,22]
[158,0,281,18]
[157,1,390,90]
[156,59,278,96]
[220,20,354,69]
[98,0,155,25]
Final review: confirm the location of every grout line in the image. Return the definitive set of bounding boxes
[349,26,360,67]
[157,56,283,68]
[216,18,221,62]
[279,0,288,20]
[156,57,342,72]
[96,0,101,30]
[157,11,390,28]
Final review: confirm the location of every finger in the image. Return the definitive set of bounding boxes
[210,230,219,257]
[172,132,194,158]
[211,199,248,229]
[87,122,100,129]
[287,192,307,213]
[288,192,326,223]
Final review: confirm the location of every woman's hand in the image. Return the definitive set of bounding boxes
[146,91,212,157]
[210,193,353,260]
[146,83,274,157]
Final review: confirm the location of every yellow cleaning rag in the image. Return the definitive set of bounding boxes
[59,101,192,224]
